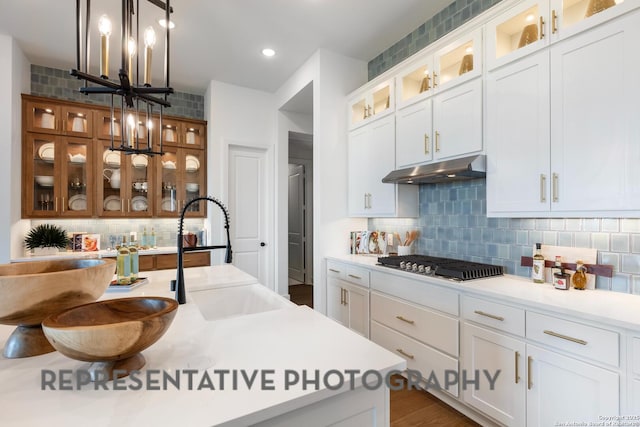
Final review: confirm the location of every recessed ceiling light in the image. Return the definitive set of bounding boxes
[158,19,175,29]
[262,48,276,57]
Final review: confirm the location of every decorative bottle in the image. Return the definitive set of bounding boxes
[532,243,545,283]
[572,260,587,290]
[116,245,131,285]
[150,227,157,248]
[141,227,148,249]
[552,256,570,290]
[129,243,139,282]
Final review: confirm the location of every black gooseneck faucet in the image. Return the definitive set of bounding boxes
[172,196,232,304]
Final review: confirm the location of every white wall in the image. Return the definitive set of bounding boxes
[275,49,368,313]
[204,80,276,288]
[0,35,31,262]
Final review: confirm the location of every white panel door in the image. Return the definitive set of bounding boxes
[486,50,551,214]
[288,164,305,283]
[395,100,433,168]
[550,12,640,211]
[526,344,619,426]
[433,77,483,160]
[228,146,267,285]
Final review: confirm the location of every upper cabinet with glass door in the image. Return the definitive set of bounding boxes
[161,117,206,148]
[24,95,93,138]
[396,29,482,109]
[348,79,394,130]
[486,0,635,70]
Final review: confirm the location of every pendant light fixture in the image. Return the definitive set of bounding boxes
[70,0,173,156]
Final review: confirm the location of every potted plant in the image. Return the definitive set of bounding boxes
[24,224,70,256]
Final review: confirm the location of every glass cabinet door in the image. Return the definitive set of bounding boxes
[99,144,125,216]
[25,101,61,134]
[555,0,627,34]
[434,29,482,90]
[61,106,93,138]
[158,148,179,216]
[160,118,181,147]
[95,109,122,142]
[182,149,205,217]
[128,153,152,217]
[60,138,92,217]
[397,56,435,108]
[183,122,205,148]
[27,134,59,217]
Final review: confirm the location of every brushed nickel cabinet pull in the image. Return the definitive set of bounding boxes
[329,268,340,273]
[543,330,588,346]
[552,10,558,34]
[515,351,520,384]
[396,315,415,325]
[527,356,533,390]
[343,289,348,306]
[424,133,429,154]
[348,274,361,280]
[540,174,546,203]
[474,310,505,321]
[396,348,415,359]
[539,16,545,39]
[435,131,441,152]
[339,288,344,305]
[552,173,559,202]
[363,193,367,209]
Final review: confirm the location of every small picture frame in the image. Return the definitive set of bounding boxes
[81,234,100,252]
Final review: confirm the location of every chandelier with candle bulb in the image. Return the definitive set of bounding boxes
[70,0,173,156]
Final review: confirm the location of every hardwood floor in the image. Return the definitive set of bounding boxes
[288,283,313,308]
[390,375,480,426]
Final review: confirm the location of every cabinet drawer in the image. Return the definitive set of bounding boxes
[526,311,619,367]
[371,291,458,356]
[326,260,346,280]
[371,321,458,397]
[345,265,370,288]
[462,295,525,337]
[371,270,459,316]
[155,252,210,270]
[138,255,155,271]
[633,338,640,376]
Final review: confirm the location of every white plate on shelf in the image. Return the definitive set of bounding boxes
[131,154,149,168]
[185,155,200,172]
[103,150,121,167]
[68,153,86,164]
[38,143,55,162]
[131,196,148,212]
[68,194,87,211]
[162,160,176,170]
[103,195,122,211]
[161,197,176,211]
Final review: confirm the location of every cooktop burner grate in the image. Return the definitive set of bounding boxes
[377,255,504,281]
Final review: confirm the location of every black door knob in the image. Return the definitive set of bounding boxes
[260,242,266,247]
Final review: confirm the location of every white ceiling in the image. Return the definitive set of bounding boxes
[0,0,452,95]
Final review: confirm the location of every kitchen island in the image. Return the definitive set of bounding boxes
[0,265,405,426]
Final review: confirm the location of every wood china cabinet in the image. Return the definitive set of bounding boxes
[21,94,207,219]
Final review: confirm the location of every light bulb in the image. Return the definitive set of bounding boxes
[128,37,137,57]
[465,46,473,53]
[127,113,136,147]
[526,14,535,22]
[98,15,112,36]
[144,27,156,48]
[143,27,156,86]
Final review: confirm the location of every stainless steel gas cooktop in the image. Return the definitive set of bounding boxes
[377,255,504,281]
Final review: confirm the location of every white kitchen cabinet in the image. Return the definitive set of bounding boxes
[487,10,640,217]
[326,261,370,338]
[348,115,418,217]
[348,79,394,131]
[395,100,433,168]
[629,337,640,414]
[485,0,637,71]
[526,344,619,426]
[432,77,483,161]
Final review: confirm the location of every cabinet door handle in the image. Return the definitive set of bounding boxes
[339,288,344,305]
[515,351,520,384]
[363,193,367,209]
[552,173,559,202]
[343,289,348,306]
[474,310,504,321]
[432,71,438,88]
[539,16,545,39]
[540,174,546,203]
[128,199,131,213]
[329,268,340,273]
[347,274,361,280]
[396,315,415,325]
[543,330,588,346]
[55,197,58,212]
[552,10,558,34]
[61,197,65,213]
[396,348,415,360]
[527,356,533,390]
[424,133,429,154]
[435,131,441,152]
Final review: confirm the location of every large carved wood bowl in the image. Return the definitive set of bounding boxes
[0,258,116,358]
[42,297,178,380]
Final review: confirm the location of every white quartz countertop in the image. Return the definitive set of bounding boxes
[329,255,640,331]
[11,246,200,262]
[0,264,405,426]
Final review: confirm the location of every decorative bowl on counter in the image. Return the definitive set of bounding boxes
[0,258,116,358]
[42,296,179,380]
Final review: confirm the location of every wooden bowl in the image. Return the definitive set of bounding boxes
[42,297,178,380]
[0,258,116,358]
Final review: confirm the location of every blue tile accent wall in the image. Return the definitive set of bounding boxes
[368,0,503,80]
[30,65,205,120]
[369,180,640,295]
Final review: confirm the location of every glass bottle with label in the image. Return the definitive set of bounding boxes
[129,243,139,282]
[116,245,131,285]
[150,227,157,248]
[532,243,545,283]
[141,227,148,249]
[552,256,570,290]
[572,260,587,290]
